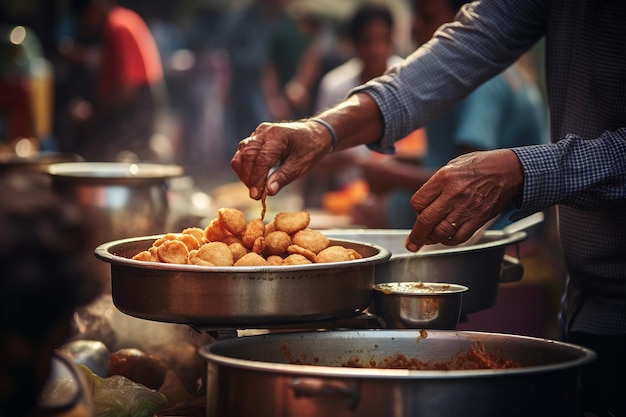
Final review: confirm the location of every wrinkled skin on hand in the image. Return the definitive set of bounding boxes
[405,149,524,252]
[231,121,333,200]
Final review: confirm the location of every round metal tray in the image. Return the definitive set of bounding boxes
[95,236,391,327]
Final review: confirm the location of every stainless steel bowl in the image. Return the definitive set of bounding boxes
[95,236,391,327]
[323,229,526,314]
[373,282,468,329]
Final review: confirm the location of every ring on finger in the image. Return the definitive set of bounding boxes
[445,219,458,240]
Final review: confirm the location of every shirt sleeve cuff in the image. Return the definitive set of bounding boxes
[510,143,562,220]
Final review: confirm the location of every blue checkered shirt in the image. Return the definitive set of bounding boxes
[353,0,626,335]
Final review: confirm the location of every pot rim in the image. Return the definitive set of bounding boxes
[95,235,392,273]
[199,330,596,379]
[322,229,527,257]
[48,162,184,185]
[373,282,469,295]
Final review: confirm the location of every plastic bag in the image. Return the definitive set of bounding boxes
[79,366,169,417]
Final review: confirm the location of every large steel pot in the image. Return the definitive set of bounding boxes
[200,329,595,417]
[95,236,391,327]
[323,229,526,314]
[49,162,183,291]
[0,151,83,176]
[48,162,183,240]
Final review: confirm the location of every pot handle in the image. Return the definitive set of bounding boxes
[289,377,360,410]
[499,254,524,283]
[498,213,540,283]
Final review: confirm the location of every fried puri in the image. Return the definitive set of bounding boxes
[287,244,317,262]
[218,207,247,236]
[178,233,201,251]
[132,248,158,262]
[315,246,353,263]
[204,217,230,242]
[153,233,178,247]
[194,241,234,266]
[283,254,312,265]
[182,227,205,244]
[264,231,292,256]
[292,229,330,254]
[234,252,268,266]
[274,211,310,234]
[157,240,189,264]
[267,255,283,266]
[228,242,248,262]
[242,218,265,249]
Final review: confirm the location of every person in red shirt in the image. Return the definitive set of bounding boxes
[63,0,164,161]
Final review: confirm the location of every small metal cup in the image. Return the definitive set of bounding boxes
[373,282,468,329]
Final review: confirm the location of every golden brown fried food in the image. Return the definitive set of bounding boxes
[222,235,243,246]
[228,242,248,262]
[234,252,268,267]
[287,244,317,262]
[267,255,283,266]
[204,217,230,242]
[188,250,214,266]
[264,231,292,256]
[182,227,205,244]
[132,250,157,262]
[283,254,312,265]
[153,233,178,247]
[315,246,352,263]
[194,241,234,266]
[178,233,201,251]
[131,209,366,267]
[252,236,265,255]
[218,207,247,236]
[292,229,330,254]
[264,220,276,236]
[274,211,310,235]
[242,218,265,249]
[157,240,189,264]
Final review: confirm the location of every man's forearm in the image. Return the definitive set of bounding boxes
[315,93,384,152]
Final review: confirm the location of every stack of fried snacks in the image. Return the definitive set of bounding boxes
[132,209,362,266]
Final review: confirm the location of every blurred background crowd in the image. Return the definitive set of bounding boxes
[0,0,417,187]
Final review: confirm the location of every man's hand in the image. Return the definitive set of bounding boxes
[405,149,524,251]
[231,120,334,200]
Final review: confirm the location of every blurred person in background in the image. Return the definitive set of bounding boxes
[0,173,98,417]
[300,2,409,210]
[222,0,311,160]
[261,0,312,122]
[59,0,165,162]
[0,24,54,154]
[352,0,548,230]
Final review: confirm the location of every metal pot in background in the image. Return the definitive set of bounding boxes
[48,162,183,238]
[200,329,595,417]
[49,162,183,291]
[323,214,543,314]
[0,151,83,176]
